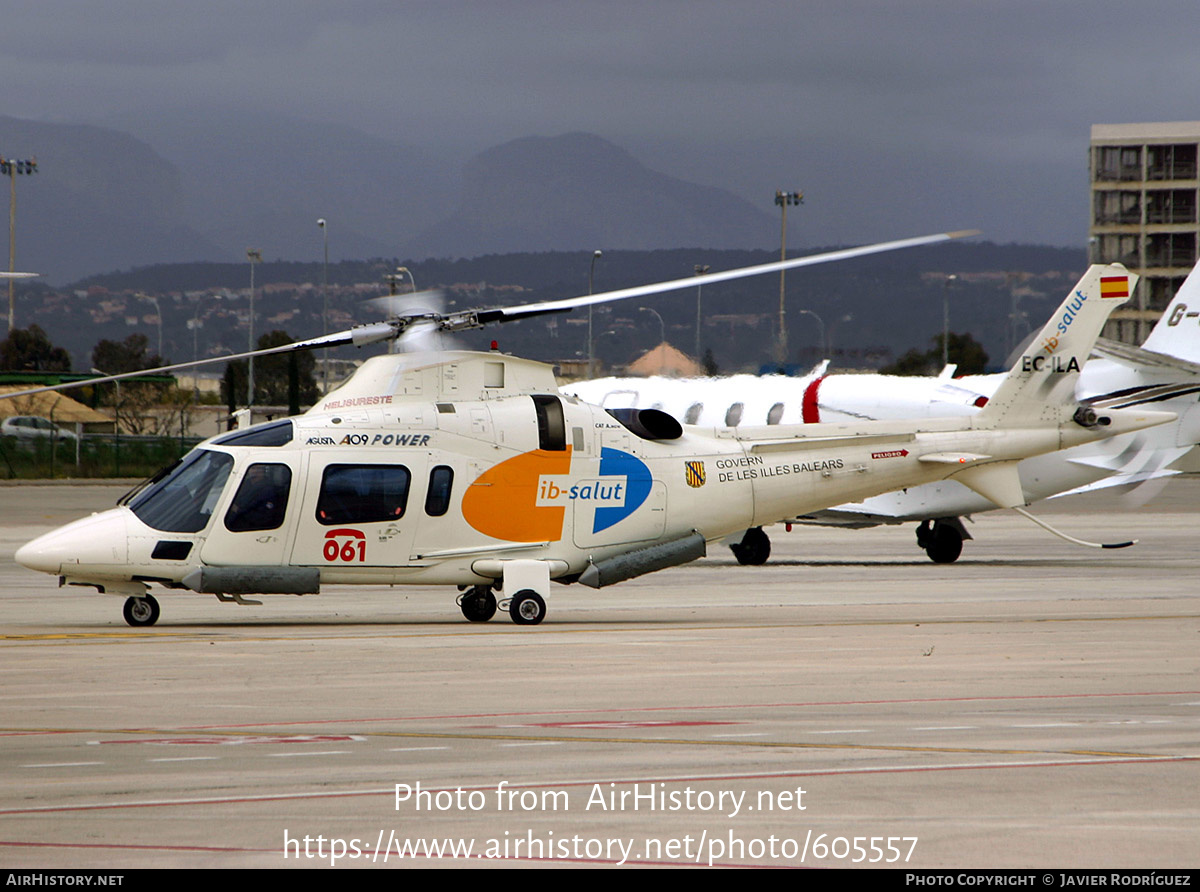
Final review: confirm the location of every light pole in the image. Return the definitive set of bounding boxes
[318,219,328,387]
[693,263,709,360]
[136,293,163,360]
[942,274,957,369]
[794,308,826,358]
[317,219,328,337]
[246,249,262,407]
[640,306,665,345]
[91,367,121,476]
[387,266,416,295]
[384,266,416,356]
[2,154,37,332]
[587,249,602,378]
[774,190,803,364]
[188,298,204,401]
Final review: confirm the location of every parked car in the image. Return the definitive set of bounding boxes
[1,415,78,443]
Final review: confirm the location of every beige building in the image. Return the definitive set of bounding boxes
[1090,122,1200,343]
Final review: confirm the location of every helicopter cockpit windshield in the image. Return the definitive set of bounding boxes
[127,449,234,533]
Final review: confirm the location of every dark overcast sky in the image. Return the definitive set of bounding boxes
[2,1,1197,248]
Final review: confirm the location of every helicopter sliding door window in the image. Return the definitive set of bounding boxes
[224,463,292,532]
[424,466,454,517]
[531,395,566,451]
[317,465,411,525]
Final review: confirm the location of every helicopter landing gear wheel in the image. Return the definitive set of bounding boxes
[122,594,160,627]
[730,527,771,565]
[918,520,964,564]
[509,590,546,626]
[460,585,497,622]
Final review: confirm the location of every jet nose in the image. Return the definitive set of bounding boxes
[16,509,130,576]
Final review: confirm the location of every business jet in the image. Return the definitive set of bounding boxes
[565,260,1200,564]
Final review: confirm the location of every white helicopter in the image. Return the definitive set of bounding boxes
[568,259,1200,565]
[12,245,1170,627]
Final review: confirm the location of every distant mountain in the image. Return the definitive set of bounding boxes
[105,107,457,265]
[3,114,786,281]
[0,116,218,283]
[407,133,778,258]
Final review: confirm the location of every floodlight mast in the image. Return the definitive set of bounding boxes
[2,154,38,332]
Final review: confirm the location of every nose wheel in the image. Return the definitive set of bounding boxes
[122,594,161,627]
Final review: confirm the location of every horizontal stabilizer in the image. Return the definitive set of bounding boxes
[1091,337,1200,377]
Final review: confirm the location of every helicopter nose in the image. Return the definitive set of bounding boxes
[16,509,130,576]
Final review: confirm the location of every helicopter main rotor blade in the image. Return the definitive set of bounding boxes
[1,229,975,403]
[456,230,979,330]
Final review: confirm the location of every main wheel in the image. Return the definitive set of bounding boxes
[509,590,546,626]
[730,527,771,565]
[460,586,497,622]
[923,523,963,564]
[123,594,160,627]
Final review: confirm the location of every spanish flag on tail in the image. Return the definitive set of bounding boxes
[1100,276,1130,299]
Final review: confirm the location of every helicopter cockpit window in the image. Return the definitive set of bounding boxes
[128,449,234,533]
[224,463,292,532]
[316,465,411,525]
[212,419,294,447]
[531,395,566,451]
[424,465,454,517]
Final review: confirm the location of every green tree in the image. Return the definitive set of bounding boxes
[0,325,71,371]
[91,333,164,374]
[881,332,989,376]
[222,331,318,413]
[89,334,172,435]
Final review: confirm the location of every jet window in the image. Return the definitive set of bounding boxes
[725,402,744,427]
[767,403,785,425]
[224,463,292,532]
[128,449,234,533]
[317,465,411,525]
[684,402,703,424]
[424,466,455,517]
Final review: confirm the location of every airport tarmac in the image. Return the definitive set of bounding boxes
[0,480,1197,869]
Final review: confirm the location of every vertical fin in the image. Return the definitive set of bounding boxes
[1140,260,1200,361]
[977,264,1135,428]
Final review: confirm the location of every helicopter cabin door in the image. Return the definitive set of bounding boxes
[288,454,428,572]
[198,456,302,569]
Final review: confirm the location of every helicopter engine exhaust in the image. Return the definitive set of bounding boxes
[182,566,321,596]
[578,532,706,588]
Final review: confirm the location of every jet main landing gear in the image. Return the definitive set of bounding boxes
[916,518,968,564]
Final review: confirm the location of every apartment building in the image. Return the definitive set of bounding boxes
[1090,122,1199,343]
